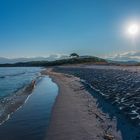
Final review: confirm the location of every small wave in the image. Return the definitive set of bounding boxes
[0,76,5,79]
[0,78,38,125]
[0,72,26,79]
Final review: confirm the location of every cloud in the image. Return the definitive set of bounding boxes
[107,51,140,62]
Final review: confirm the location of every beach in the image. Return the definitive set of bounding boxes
[50,65,140,140]
[53,65,140,125]
[44,68,122,140]
[0,66,140,140]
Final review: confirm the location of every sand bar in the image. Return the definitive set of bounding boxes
[44,68,122,140]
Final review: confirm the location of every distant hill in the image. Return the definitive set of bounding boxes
[107,59,139,65]
[0,55,69,64]
[0,56,107,67]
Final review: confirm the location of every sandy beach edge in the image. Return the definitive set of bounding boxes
[0,79,36,125]
[42,68,122,140]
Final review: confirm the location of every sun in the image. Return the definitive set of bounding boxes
[127,23,139,36]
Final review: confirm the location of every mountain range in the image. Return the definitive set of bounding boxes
[0,55,69,64]
[0,53,140,65]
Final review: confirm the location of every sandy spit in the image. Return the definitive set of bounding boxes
[43,68,122,140]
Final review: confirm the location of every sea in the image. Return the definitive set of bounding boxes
[0,67,58,140]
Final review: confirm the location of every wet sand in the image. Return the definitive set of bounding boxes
[0,80,35,124]
[44,68,122,140]
[54,65,140,125]
[52,65,140,140]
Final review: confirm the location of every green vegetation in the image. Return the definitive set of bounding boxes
[69,53,79,58]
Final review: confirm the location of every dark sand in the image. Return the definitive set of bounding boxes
[53,65,140,140]
[53,65,140,125]
[44,68,122,140]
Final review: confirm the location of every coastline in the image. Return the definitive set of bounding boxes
[0,79,36,125]
[44,68,122,140]
[0,75,58,140]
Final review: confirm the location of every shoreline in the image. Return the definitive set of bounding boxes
[52,66,140,140]
[45,68,122,140]
[0,79,36,125]
[0,75,58,140]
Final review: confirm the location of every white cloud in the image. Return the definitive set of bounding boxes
[107,51,140,62]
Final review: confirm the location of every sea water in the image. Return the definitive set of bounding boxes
[0,67,41,99]
[0,67,58,140]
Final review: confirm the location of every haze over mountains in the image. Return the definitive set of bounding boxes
[0,55,69,64]
[1,51,140,64]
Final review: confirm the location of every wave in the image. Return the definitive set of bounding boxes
[0,72,26,79]
[0,78,38,125]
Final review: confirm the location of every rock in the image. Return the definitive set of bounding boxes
[104,133,114,140]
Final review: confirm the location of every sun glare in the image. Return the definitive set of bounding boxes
[127,23,139,36]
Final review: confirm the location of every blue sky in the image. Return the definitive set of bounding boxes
[0,0,140,58]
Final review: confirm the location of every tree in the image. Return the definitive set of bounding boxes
[70,53,79,58]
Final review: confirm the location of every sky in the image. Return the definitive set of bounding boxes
[0,0,140,59]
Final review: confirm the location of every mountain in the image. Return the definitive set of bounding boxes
[107,59,139,65]
[0,56,107,67]
[0,55,69,64]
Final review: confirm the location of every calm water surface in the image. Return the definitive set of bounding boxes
[0,68,58,140]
